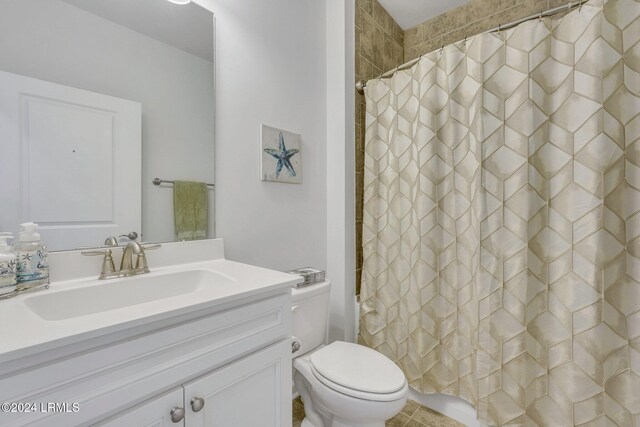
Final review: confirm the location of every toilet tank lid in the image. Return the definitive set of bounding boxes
[310,341,406,394]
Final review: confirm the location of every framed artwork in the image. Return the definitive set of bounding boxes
[260,124,302,184]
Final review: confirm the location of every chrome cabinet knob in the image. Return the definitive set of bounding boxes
[191,397,205,412]
[170,407,185,423]
[292,341,301,353]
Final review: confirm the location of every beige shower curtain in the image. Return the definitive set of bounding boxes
[360,0,640,425]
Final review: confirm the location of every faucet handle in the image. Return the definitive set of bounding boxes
[81,249,117,280]
[134,253,149,273]
[120,231,138,241]
[133,243,161,273]
[104,236,119,247]
[81,248,113,256]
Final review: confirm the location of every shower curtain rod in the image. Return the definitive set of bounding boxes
[355,0,583,94]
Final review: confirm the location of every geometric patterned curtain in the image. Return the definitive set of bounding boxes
[359,1,640,425]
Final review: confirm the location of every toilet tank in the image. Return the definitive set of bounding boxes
[291,280,331,357]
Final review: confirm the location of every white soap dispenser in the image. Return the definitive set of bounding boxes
[0,233,17,296]
[15,222,49,290]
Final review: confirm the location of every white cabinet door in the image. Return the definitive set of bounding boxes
[0,70,141,250]
[95,388,185,427]
[183,340,292,427]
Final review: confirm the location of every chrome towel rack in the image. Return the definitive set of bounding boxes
[152,178,215,188]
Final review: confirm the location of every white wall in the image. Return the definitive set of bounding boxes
[199,0,328,272]
[0,0,215,245]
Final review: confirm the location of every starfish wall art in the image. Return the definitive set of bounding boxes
[260,124,302,184]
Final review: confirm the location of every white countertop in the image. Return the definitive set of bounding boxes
[0,239,301,364]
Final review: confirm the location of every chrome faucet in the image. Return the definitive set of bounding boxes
[82,241,160,280]
[104,231,139,247]
[120,241,161,275]
[120,241,143,275]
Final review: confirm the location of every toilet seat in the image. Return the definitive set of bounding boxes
[309,342,407,402]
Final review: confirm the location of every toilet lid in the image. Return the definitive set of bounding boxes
[309,342,406,395]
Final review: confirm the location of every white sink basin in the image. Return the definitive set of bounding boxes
[23,269,234,321]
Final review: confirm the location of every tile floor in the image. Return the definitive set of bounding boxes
[292,397,465,427]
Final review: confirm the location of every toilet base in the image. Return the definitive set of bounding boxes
[301,416,385,427]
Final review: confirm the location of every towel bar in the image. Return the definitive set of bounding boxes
[152,178,215,188]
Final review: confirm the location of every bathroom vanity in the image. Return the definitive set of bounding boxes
[0,239,299,427]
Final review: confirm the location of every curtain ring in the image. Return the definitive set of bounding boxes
[539,10,543,21]
[439,45,444,55]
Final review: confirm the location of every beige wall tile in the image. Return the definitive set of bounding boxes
[405,26,422,50]
[404,0,576,58]
[405,43,425,61]
[361,0,373,16]
[383,34,403,71]
[548,0,573,8]
[488,1,550,28]
[373,0,394,35]
[372,63,382,78]
[393,24,405,47]
[361,13,379,64]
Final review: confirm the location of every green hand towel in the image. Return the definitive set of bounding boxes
[173,181,208,241]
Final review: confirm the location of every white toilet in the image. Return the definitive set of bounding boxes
[292,281,408,427]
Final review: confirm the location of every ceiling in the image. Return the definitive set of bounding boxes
[60,0,214,62]
[377,0,469,30]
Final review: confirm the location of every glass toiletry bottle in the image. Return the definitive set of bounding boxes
[0,233,17,296]
[15,222,49,290]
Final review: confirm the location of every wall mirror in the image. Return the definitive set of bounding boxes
[0,0,215,251]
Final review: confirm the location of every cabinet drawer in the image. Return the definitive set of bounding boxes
[0,292,291,427]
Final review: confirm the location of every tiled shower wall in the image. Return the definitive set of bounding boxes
[404,0,576,60]
[355,0,403,295]
[355,0,575,295]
